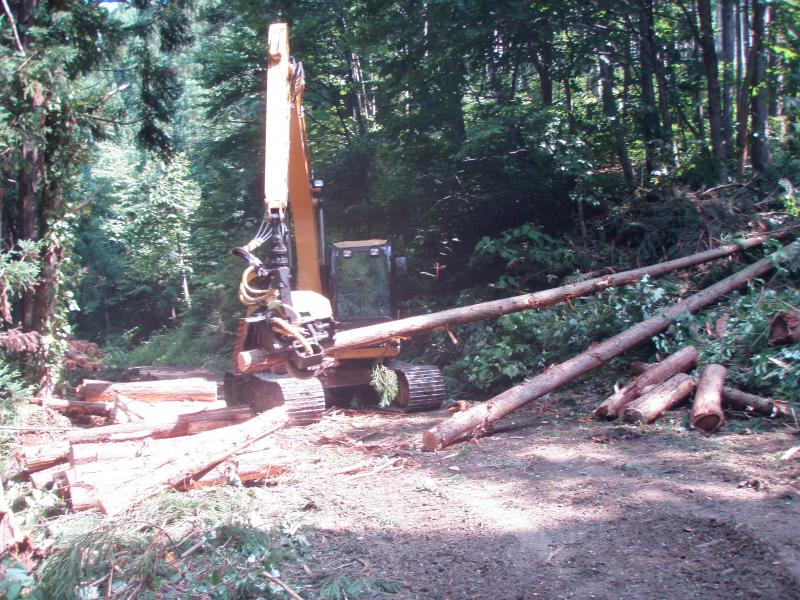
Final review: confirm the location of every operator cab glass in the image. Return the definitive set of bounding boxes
[330,240,393,326]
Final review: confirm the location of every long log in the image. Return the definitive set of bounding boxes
[22,406,253,472]
[690,365,727,433]
[722,387,792,417]
[594,346,698,419]
[35,398,114,415]
[421,238,800,450]
[333,230,796,353]
[623,374,696,424]
[78,378,216,403]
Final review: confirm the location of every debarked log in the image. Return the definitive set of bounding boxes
[421,239,800,450]
[78,378,217,403]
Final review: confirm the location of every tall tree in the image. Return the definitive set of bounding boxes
[750,0,772,173]
[697,0,728,180]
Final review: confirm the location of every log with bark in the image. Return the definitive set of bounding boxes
[768,311,800,345]
[623,374,696,424]
[34,397,114,416]
[22,406,252,473]
[106,395,228,424]
[421,238,800,450]
[67,407,290,515]
[690,365,727,433]
[722,387,792,418]
[594,346,698,419]
[78,378,217,403]
[331,230,797,354]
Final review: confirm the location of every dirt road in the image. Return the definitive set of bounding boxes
[240,399,800,599]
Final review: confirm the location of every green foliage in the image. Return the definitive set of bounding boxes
[447,276,676,396]
[0,559,34,600]
[370,362,399,408]
[655,279,800,403]
[31,488,290,600]
[319,574,404,599]
[471,223,584,291]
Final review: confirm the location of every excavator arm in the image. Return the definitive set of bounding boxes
[231,22,331,376]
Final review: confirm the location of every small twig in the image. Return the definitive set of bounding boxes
[699,182,756,196]
[262,572,304,600]
[1,0,25,55]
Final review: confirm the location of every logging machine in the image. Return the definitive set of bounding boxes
[224,23,444,421]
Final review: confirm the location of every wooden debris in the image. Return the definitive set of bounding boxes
[624,374,696,424]
[721,387,791,417]
[594,346,698,419]
[34,397,113,416]
[421,239,800,450]
[69,407,290,515]
[690,364,727,433]
[78,378,217,403]
[23,406,252,472]
[768,311,800,345]
[780,447,800,461]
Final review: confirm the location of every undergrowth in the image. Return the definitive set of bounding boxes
[27,488,298,600]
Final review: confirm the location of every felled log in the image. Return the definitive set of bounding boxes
[80,407,291,515]
[22,443,70,472]
[22,406,253,472]
[594,346,698,419]
[78,378,216,403]
[722,387,791,417]
[624,374,696,424]
[333,230,797,353]
[690,365,727,433]
[29,464,70,489]
[421,239,800,450]
[187,448,290,488]
[34,397,113,416]
[106,395,228,424]
[768,311,800,345]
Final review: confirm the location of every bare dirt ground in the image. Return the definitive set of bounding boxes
[240,397,800,600]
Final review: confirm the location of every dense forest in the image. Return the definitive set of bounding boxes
[1,0,798,400]
[2,1,800,598]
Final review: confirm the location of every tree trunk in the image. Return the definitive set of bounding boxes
[750,0,772,173]
[421,238,800,450]
[78,378,217,403]
[690,364,727,433]
[722,387,791,417]
[594,346,698,419]
[599,57,634,182]
[721,0,736,158]
[330,229,796,353]
[624,373,696,424]
[638,0,662,176]
[698,0,729,180]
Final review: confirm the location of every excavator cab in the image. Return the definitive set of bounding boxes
[328,240,395,328]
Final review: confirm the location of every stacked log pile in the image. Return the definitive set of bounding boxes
[20,377,291,515]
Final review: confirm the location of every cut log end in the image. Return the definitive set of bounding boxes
[691,412,725,434]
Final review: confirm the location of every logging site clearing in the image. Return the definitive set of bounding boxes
[4,364,799,599]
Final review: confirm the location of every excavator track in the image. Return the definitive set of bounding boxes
[224,372,326,425]
[387,360,446,412]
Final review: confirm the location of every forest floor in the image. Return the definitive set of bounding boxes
[213,389,800,600]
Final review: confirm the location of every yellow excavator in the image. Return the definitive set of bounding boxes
[224,23,444,422]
